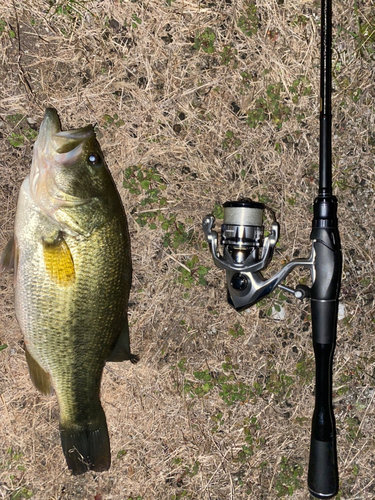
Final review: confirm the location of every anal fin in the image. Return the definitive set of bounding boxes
[25,348,53,395]
[107,317,139,364]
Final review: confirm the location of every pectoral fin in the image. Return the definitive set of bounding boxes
[107,317,139,363]
[25,348,53,395]
[0,236,17,272]
[42,234,75,285]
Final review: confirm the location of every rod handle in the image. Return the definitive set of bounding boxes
[308,436,338,498]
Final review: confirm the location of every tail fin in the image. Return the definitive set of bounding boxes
[59,407,111,475]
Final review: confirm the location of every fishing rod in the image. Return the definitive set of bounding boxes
[202,0,341,497]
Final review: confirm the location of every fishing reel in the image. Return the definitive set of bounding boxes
[202,199,314,311]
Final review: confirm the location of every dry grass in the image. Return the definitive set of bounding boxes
[0,0,375,498]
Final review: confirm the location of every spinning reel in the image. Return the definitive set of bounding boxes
[202,199,313,312]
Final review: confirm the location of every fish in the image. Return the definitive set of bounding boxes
[0,108,138,475]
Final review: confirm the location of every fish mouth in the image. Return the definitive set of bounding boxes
[39,107,62,141]
[30,108,95,213]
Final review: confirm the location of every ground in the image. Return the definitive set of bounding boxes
[0,0,374,499]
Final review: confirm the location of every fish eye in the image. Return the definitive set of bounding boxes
[88,153,101,165]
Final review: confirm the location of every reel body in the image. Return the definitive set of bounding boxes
[202,199,314,311]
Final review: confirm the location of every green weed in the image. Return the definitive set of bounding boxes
[177,357,187,372]
[352,463,359,476]
[10,488,33,500]
[351,88,362,102]
[123,165,197,251]
[179,359,260,405]
[237,1,258,37]
[292,15,308,27]
[345,416,361,443]
[6,115,38,148]
[288,76,312,104]
[3,448,25,473]
[8,133,25,148]
[211,412,224,433]
[336,8,375,60]
[6,447,23,463]
[193,28,216,54]
[2,448,32,498]
[102,113,125,128]
[247,83,291,129]
[6,114,24,124]
[295,416,308,426]
[212,203,224,219]
[49,0,92,18]
[240,70,252,90]
[275,456,303,497]
[257,194,273,205]
[295,356,314,385]
[264,289,288,317]
[336,370,354,396]
[228,322,245,338]
[266,369,294,398]
[222,130,242,151]
[131,14,142,29]
[360,277,371,287]
[164,220,192,250]
[123,164,167,213]
[177,255,209,288]
[219,45,238,67]
[0,19,7,35]
[191,370,214,397]
[171,492,190,500]
[354,8,375,59]
[235,416,262,462]
[219,379,256,406]
[185,460,200,477]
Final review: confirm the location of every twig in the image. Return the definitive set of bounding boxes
[11,0,33,95]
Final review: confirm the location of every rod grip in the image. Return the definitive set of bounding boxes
[307,337,338,499]
[308,436,338,498]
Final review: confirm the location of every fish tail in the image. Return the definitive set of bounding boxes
[59,406,110,475]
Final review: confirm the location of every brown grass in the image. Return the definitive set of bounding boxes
[0,0,375,498]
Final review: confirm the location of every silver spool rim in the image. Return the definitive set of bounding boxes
[224,206,263,226]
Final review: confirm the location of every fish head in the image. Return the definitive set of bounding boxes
[30,108,119,235]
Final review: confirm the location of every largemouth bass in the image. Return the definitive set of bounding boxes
[1,108,138,474]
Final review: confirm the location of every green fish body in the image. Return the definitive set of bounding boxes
[1,108,137,474]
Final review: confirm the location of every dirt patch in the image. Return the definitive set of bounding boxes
[0,1,374,499]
